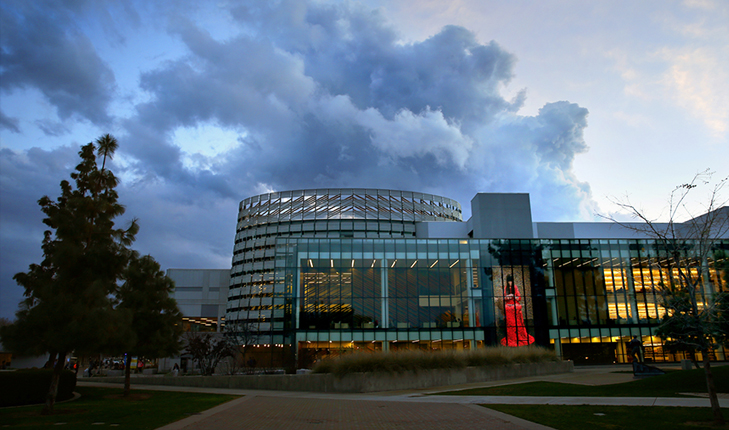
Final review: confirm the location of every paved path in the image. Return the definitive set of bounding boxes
[77,365,728,430]
[153,395,554,430]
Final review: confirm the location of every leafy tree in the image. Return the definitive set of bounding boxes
[0,136,152,414]
[606,170,728,425]
[183,332,235,376]
[116,253,183,396]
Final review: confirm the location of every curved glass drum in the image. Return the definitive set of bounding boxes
[226,189,463,352]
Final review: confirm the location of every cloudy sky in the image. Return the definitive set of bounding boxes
[1,0,727,320]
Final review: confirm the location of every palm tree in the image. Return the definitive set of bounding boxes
[95,134,118,172]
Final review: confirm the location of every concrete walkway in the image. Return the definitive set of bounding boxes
[77,365,728,430]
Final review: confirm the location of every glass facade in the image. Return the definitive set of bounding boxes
[225,189,728,368]
[226,189,463,356]
[543,239,729,364]
[261,238,727,367]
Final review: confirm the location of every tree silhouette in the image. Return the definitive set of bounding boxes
[0,135,177,413]
[116,253,183,396]
[605,170,728,425]
[95,133,118,172]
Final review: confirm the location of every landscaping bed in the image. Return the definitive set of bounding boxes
[93,360,573,393]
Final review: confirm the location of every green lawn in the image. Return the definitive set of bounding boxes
[436,365,729,397]
[485,404,729,430]
[0,386,238,429]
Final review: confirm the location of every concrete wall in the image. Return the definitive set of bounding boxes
[97,360,572,393]
[415,221,469,239]
[535,222,667,239]
[168,268,230,331]
[470,193,533,239]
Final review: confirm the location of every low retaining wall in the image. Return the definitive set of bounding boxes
[96,361,573,393]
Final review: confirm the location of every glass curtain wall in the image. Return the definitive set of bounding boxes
[284,239,487,366]
[280,239,546,366]
[543,240,729,364]
[271,238,728,368]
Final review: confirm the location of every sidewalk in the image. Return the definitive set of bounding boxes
[77,365,728,430]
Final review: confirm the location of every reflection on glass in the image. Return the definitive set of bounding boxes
[500,274,534,346]
[494,266,535,347]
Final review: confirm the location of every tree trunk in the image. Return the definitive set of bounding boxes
[703,353,725,425]
[124,354,132,397]
[690,352,701,369]
[44,351,57,369]
[41,350,66,415]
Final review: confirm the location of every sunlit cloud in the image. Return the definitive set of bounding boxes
[660,47,729,136]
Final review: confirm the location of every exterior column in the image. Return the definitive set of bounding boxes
[467,258,475,328]
[554,338,562,360]
[701,255,713,303]
[381,258,389,329]
[295,255,302,330]
[544,257,559,326]
[625,259,639,324]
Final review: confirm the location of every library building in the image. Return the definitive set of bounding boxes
[170,189,728,368]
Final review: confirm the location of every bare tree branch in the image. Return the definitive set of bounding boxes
[600,169,728,425]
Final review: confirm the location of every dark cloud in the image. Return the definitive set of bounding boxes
[116,0,595,244]
[122,3,545,185]
[116,177,237,271]
[0,1,597,319]
[0,1,115,125]
[472,101,593,220]
[121,1,589,211]
[35,119,70,137]
[531,102,590,170]
[0,145,79,318]
[0,110,20,133]
[0,144,236,320]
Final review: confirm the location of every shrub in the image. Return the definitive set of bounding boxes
[313,346,557,376]
[312,346,557,376]
[464,346,558,366]
[0,369,77,407]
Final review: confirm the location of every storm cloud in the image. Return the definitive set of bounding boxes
[0,2,117,126]
[120,1,591,210]
[0,0,595,319]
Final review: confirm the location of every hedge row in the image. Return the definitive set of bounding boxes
[0,369,77,407]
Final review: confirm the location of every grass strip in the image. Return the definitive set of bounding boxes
[436,365,729,397]
[0,386,238,429]
[484,404,728,430]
